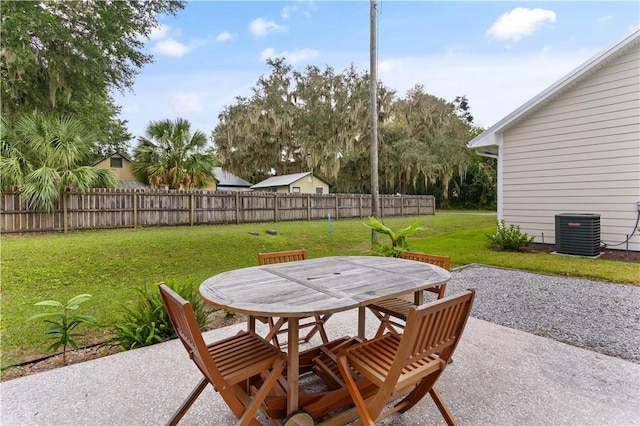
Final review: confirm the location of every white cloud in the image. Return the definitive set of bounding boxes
[216,31,236,42]
[596,15,613,24]
[172,91,204,115]
[148,24,171,41]
[261,47,319,65]
[250,18,285,37]
[152,39,191,57]
[486,8,556,42]
[146,24,205,57]
[281,5,297,19]
[261,48,276,61]
[379,59,402,74]
[289,48,319,63]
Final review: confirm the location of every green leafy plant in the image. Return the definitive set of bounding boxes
[28,294,97,365]
[109,281,211,351]
[487,219,535,251]
[364,216,423,257]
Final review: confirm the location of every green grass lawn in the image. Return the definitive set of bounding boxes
[1,212,637,368]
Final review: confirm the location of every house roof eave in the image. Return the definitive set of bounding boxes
[467,132,500,150]
[92,150,132,166]
[251,172,313,189]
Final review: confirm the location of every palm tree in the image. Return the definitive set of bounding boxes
[0,112,118,212]
[133,118,217,190]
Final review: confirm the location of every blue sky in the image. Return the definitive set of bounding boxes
[112,1,639,144]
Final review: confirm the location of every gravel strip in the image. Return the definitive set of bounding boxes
[446,264,640,363]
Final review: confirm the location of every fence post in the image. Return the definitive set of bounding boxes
[359,195,363,218]
[307,194,311,221]
[400,195,404,216]
[236,192,240,224]
[335,194,339,220]
[417,195,420,216]
[189,193,194,226]
[274,193,278,222]
[63,190,68,234]
[132,192,137,228]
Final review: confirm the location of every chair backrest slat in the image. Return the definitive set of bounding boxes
[400,290,475,365]
[258,249,307,265]
[401,251,451,271]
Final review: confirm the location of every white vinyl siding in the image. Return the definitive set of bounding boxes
[501,44,640,251]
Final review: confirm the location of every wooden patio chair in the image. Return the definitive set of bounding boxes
[336,290,475,426]
[368,251,450,338]
[257,249,308,265]
[400,251,450,298]
[158,283,287,426]
[257,249,331,349]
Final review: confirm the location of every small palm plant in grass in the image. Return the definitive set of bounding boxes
[28,294,97,365]
[364,216,423,257]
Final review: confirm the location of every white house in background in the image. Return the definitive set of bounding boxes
[468,29,640,252]
[212,167,253,192]
[251,172,330,194]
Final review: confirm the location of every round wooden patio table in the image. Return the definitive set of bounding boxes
[199,255,450,416]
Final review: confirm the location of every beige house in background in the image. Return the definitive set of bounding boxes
[251,172,330,194]
[468,29,640,252]
[93,152,150,190]
[94,151,136,181]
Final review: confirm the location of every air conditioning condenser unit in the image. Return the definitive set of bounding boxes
[555,213,601,257]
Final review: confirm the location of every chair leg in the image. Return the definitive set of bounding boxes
[336,354,376,426]
[265,317,286,350]
[237,357,287,426]
[393,372,457,426]
[167,377,210,426]
[369,306,405,338]
[374,314,389,338]
[302,314,331,344]
[394,367,442,413]
[429,387,457,426]
[373,313,402,338]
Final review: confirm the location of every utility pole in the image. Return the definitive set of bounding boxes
[370,0,380,243]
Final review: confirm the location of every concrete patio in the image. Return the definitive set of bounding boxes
[2,306,639,425]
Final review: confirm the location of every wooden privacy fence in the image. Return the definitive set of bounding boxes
[0,189,435,234]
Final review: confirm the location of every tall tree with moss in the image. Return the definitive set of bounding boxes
[1,112,118,212]
[0,0,185,159]
[213,59,393,186]
[379,86,474,196]
[133,118,217,190]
